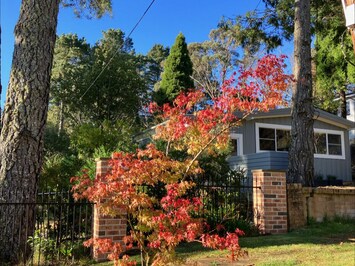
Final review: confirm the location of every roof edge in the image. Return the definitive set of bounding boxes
[245,108,354,129]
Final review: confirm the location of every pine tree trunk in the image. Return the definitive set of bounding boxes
[287,0,314,186]
[0,0,60,263]
[340,89,347,119]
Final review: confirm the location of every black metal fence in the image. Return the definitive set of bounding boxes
[193,171,257,233]
[1,174,257,264]
[137,170,257,234]
[1,190,94,265]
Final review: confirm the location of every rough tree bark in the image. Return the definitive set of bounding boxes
[0,0,60,263]
[0,26,2,126]
[340,89,347,119]
[287,0,315,186]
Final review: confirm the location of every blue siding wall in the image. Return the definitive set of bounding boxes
[228,151,352,182]
[228,152,288,179]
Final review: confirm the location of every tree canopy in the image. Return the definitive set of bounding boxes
[50,29,148,129]
[154,33,194,106]
[188,23,258,99]
[314,1,355,113]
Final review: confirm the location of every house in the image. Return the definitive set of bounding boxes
[228,108,354,183]
[135,107,354,183]
[335,88,355,179]
[336,88,355,144]
[344,90,355,144]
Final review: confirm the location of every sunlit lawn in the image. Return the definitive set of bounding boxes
[95,219,355,266]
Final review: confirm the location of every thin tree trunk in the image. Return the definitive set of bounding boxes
[351,28,355,55]
[340,88,347,119]
[287,0,314,186]
[58,100,64,136]
[0,0,60,263]
[344,1,355,54]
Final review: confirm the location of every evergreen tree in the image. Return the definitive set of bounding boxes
[137,44,169,96]
[84,29,146,123]
[50,30,147,127]
[146,44,169,90]
[50,34,91,134]
[314,1,355,115]
[155,33,194,106]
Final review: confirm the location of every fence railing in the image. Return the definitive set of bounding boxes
[194,179,255,232]
[0,190,94,265]
[135,173,257,232]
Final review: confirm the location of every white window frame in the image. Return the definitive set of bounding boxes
[255,123,291,153]
[230,133,243,156]
[255,123,345,160]
[314,129,345,160]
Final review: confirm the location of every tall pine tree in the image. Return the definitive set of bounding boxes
[287,0,314,186]
[0,0,111,262]
[155,33,194,106]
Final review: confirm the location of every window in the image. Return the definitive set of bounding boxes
[259,128,276,151]
[256,123,291,152]
[314,133,326,154]
[256,123,345,159]
[230,133,243,156]
[277,129,291,151]
[314,130,344,159]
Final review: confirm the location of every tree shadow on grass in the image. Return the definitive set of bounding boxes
[176,220,355,256]
[239,220,355,249]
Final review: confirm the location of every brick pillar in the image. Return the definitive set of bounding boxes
[93,158,127,262]
[252,170,287,234]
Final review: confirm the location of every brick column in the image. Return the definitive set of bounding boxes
[252,170,287,234]
[93,158,127,262]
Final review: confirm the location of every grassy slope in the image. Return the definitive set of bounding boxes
[96,220,355,266]
[182,220,355,266]
[245,220,355,266]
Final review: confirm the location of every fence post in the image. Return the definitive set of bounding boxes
[92,158,127,262]
[252,169,287,234]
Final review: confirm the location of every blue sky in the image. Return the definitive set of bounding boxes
[1,0,292,109]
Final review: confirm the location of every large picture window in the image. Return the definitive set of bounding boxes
[257,124,291,152]
[256,123,345,159]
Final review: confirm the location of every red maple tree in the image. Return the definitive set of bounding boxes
[72,54,292,266]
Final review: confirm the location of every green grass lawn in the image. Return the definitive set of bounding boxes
[95,219,355,266]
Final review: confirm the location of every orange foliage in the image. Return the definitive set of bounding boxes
[72,54,292,266]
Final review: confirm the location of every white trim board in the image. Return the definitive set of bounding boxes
[230,133,244,156]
